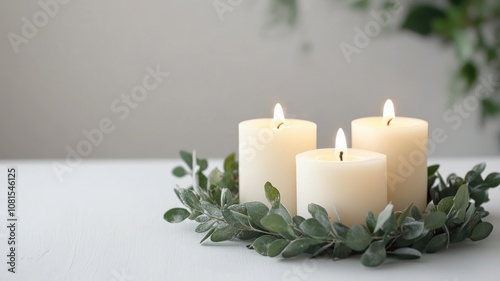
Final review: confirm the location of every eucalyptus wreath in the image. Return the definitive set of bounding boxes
[164,151,499,267]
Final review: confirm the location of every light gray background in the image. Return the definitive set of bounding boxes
[1,0,498,159]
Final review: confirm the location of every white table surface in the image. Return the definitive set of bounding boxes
[0,158,499,281]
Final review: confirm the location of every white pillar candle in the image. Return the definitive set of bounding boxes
[296,129,387,226]
[352,100,428,211]
[239,104,316,215]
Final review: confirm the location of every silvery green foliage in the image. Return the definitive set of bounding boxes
[165,151,498,267]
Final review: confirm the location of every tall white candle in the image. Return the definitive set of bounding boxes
[296,129,387,226]
[352,100,428,211]
[239,104,316,215]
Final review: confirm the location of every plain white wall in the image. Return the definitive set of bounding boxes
[1,0,498,159]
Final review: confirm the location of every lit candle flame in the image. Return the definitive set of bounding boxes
[335,128,347,161]
[383,99,395,126]
[273,103,285,129]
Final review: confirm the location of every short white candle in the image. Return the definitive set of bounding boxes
[352,100,428,211]
[239,104,317,215]
[296,129,387,226]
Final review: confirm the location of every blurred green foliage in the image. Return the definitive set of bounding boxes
[270,0,500,124]
[397,0,500,124]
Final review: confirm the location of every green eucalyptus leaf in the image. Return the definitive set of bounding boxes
[450,228,470,243]
[261,214,288,233]
[211,225,239,242]
[200,228,215,243]
[361,241,386,267]
[437,196,454,214]
[181,189,202,212]
[208,168,224,186]
[438,173,446,191]
[269,204,293,224]
[164,208,190,223]
[470,222,493,241]
[174,187,183,203]
[472,163,486,174]
[453,184,470,213]
[375,204,393,233]
[477,207,489,218]
[195,221,215,233]
[463,203,476,226]
[383,234,397,247]
[332,242,351,259]
[366,212,376,233]
[428,164,440,175]
[260,214,296,239]
[282,238,317,258]
[465,213,483,233]
[426,233,448,253]
[308,203,331,229]
[252,235,277,256]
[228,204,246,214]
[470,189,489,206]
[345,225,372,252]
[428,174,437,190]
[223,153,237,172]
[264,182,280,208]
[451,208,466,225]
[231,210,251,226]
[310,242,334,258]
[481,172,500,188]
[452,176,465,189]
[201,201,222,218]
[195,215,209,223]
[221,188,233,207]
[197,158,208,171]
[333,222,350,239]
[402,220,425,240]
[424,211,448,230]
[465,170,483,187]
[411,206,422,220]
[382,213,398,234]
[392,235,414,248]
[450,175,464,191]
[222,209,245,228]
[197,173,208,193]
[268,239,290,257]
[236,230,261,240]
[389,248,422,260]
[244,202,269,228]
[300,218,329,239]
[293,215,306,228]
[429,186,440,204]
[179,150,193,169]
[411,231,434,251]
[172,166,187,177]
[397,204,413,228]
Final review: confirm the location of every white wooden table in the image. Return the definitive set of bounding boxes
[0,158,499,281]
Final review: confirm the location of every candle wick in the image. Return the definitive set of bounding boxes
[339,151,344,162]
[277,122,284,129]
[386,118,393,126]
